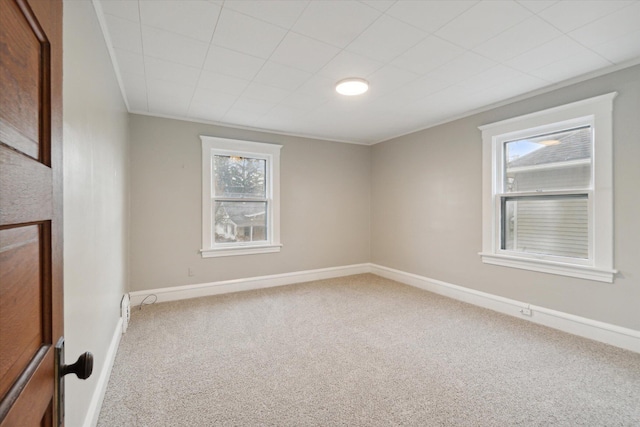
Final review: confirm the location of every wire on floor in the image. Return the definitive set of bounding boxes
[139,294,157,310]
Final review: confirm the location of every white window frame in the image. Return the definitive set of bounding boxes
[479,93,617,283]
[200,136,282,258]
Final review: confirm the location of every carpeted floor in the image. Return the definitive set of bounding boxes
[97,274,640,426]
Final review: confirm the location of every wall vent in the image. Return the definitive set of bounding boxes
[121,294,131,333]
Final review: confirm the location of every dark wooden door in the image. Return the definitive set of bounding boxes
[0,0,63,425]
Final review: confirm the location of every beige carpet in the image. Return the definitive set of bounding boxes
[97,274,640,426]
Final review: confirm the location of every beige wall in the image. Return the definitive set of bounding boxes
[129,114,371,291]
[372,64,640,331]
[63,1,129,426]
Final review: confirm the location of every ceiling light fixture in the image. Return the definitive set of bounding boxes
[335,78,369,96]
[539,139,561,146]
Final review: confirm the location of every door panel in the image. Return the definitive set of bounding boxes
[0,225,43,399]
[0,0,62,425]
[0,0,48,161]
[0,350,54,427]
[0,147,53,225]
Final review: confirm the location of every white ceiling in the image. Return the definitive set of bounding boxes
[95,0,640,145]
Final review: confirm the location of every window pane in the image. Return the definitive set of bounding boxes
[214,201,267,243]
[214,155,266,198]
[502,195,588,259]
[504,127,591,192]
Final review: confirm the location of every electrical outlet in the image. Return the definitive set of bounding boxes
[520,307,532,316]
[188,267,194,277]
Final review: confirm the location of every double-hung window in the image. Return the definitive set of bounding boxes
[479,93,617,282]
[201,136,282,258]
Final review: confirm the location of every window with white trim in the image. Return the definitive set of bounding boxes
[201,136,282,258]
[479,93,617,282]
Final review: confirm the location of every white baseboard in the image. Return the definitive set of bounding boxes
[371,264,640,354]
[83,318,123,427]
[128,262,639,353]
[129,263,371,306]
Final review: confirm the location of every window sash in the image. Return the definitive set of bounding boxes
[492,119,596,264]
[210,150,272,249]
[212,200,269,246]
[502,126,593,194]
[492,121,594,265]
[497,193,591,265]
[213,154,267,199]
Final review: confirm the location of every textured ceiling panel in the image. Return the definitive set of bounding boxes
[96,0,640,144]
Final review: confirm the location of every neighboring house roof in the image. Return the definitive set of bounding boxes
[508,128,591,168]
[216,203,265,228]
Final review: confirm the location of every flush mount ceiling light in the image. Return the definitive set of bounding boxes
[335,78,369,96]
[539,139,561,146]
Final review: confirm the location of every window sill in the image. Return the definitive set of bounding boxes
[201,244,282,258]
[479,252,617,283]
